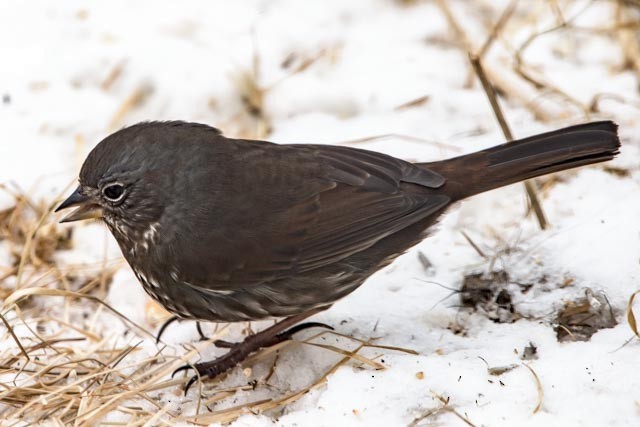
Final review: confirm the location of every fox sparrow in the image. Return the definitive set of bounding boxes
[56,120,619,392]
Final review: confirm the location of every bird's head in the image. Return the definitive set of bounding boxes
[55,121,222,237]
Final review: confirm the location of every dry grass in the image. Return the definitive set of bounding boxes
[0,187,416,424]
[225,38,340,140]
[626,289,640,339]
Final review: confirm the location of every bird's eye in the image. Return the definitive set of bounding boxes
[103,183,125,201]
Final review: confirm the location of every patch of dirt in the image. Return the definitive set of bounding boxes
[554,290,617,342]
[460,270,519,323]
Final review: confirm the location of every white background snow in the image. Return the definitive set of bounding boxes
[1,0,639,425]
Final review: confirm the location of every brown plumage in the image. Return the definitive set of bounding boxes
[56,120,620,389]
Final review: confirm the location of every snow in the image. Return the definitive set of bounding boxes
[1,0,640,425]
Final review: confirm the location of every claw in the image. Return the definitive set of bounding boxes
[156,317,211,344]
[155,316,179,344]
[171,364,193,379]
[214,339,236,348]
[277,322,334,340]
[196,322,208,341]
[184,375,199,395]
[172,364,201,395]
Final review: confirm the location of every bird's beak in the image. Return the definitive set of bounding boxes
[55,187,103,223]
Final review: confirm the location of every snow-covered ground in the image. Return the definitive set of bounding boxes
[1,0,639,425]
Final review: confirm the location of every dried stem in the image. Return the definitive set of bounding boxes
[468,54,547,229]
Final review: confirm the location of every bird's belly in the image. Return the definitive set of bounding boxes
[118,224,369,323]
[130,268,197,319]
[130,266,363,323]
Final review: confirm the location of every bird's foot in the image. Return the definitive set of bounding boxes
[172,319,332,394]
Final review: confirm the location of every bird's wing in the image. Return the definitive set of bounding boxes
[291,145,449,272]
[161,142,449,291]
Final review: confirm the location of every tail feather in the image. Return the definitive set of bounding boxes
[421,121,620,201]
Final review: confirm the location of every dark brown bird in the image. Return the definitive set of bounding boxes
[56,120,619,390]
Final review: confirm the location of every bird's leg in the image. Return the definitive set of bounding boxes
[173,307,333,394]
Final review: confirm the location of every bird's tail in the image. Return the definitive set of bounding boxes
[420,121,620,201]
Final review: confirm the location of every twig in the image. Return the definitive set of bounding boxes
[101,60,126,91]
[460,231,488,259]
[0,311,29,362]
[626,289,640,339]
[436,0,548,229]
[15,200,60,289]
[431,392,479,427]
[615,0,640,78]
[468,54,548,230]
[523,363,544,413]
[478,0,519,58]
[512,1,594,118]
